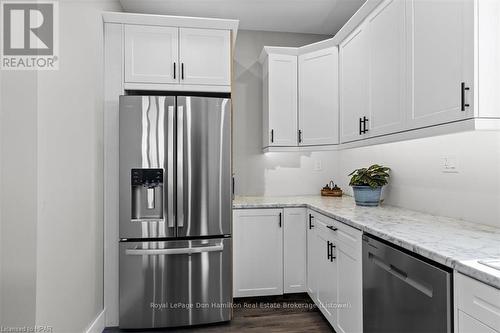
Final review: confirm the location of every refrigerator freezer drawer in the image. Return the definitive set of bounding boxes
[119,238,232,329]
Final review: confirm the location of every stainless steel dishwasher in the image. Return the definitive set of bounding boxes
[363,234,452,333]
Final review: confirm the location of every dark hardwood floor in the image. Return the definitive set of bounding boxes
[105,294,333,332]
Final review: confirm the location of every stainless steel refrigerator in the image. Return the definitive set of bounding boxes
[118,95,232,329]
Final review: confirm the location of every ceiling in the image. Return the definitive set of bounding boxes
[118,0,367,35]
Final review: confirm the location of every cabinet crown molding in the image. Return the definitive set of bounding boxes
[102,11,239,44]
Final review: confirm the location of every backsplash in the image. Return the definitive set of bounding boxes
[334,131,500,228]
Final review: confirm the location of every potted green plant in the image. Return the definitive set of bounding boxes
[348,164,390,206]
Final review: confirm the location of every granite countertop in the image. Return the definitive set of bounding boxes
[233,195,500,288]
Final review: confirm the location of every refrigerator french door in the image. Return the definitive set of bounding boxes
[118,95,232,329]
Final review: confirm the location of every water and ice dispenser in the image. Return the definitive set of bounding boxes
[131,168,164,220]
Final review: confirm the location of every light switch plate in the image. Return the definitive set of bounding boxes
[314,159,323,171]
[442,155,459,173]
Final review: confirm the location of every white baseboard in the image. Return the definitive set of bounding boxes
[84,309,106,333]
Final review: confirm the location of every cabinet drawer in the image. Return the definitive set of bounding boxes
[311,210,361,250]
[456,273,500,331]
[458,311,498,333]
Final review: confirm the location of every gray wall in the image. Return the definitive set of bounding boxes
[233,30,340,196]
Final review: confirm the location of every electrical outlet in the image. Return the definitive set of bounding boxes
[314,159,323,171]
[442,156,459,173]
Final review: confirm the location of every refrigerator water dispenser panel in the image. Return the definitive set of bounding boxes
[131,168,164,220]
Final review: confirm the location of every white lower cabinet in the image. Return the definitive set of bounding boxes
[233,209,283,297]
[335,239,363,333]
[284,208,307,293]
[459,311,498,333]
[307,210,363,333]
[455,272,500,333]
[306,211,320,297]
[233,208,307,297]
[315,219,338,324]
[234,207,363,332]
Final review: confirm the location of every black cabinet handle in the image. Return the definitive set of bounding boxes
[309,214,314,229]
[271,129,274,143]
[327,225,338,232]
[330,243,336,261]
[461,82,470,111]
[279,212,282,228]
[181,63,184,80]
[173,62,176,79]
[298,129,302,143]
[327,241,331,260]
[359,117,369,134]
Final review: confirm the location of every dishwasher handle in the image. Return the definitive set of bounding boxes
[390,264,408,279]
[368,252,433,298]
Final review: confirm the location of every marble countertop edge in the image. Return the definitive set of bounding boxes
[232,195,500,289]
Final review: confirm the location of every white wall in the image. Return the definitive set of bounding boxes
[233,30,338,196]
[35,2,121,332]
[0,69,2,325]
[1,0,121,331]
[334,131,500,228]
[0,70,38,327]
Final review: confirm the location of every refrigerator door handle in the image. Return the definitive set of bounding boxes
[177,104,184,228]
[167,105,175,228]
[125,244,224,256]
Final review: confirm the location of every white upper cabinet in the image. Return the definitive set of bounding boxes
[119,14,237,92]
[124,25,179,84]
[258,0,500,150]
[179,28,231,86]
[366,0,406,137]
[298,47,339,145]
[283,208,307,293]
[340,27,369,143]
[233,209,283,297]
[408,0,474,128]
[261,51,298,148]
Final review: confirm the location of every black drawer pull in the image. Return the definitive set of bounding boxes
[327,225,338,231]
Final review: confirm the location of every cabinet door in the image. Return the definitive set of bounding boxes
[298,47,339,145]
[458,311,498,333]
[408,0,474,128]
[366,0,406,137]
[340,27,369,143]
[233,209,283,297]
[316,231,338,325]
[306,212,319,300]
[124,25,179,84]
[179,28,231,86]
[266,54,298,147]
[336,241,363,333]
[283,208,307,293]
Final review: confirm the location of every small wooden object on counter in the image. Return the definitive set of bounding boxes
[321,181,343,197]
